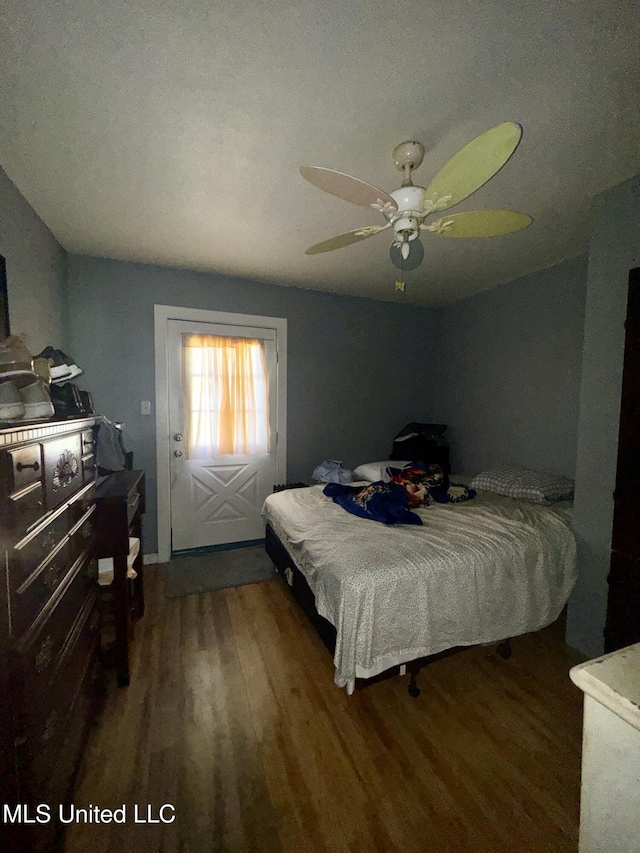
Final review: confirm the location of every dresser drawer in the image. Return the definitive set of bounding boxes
[81,428,95,453]
[4,482,45,538]
[16,559,98,707]
[9,482,96,590]
[10,506,75,590]
[11,536,96,640]
[8,445,43,492]
[29,666,98,813]
[42,434,83,509]
[17,592,100,802]
[9,511,73,594]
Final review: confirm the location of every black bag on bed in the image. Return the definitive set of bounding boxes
[390,422,451,472]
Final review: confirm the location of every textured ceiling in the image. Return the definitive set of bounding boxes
[1,0,638,305]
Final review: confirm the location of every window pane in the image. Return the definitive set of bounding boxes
[182,334,269,457]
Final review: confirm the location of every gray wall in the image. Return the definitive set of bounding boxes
[567,175,640,657]
[432,256,588,479]
[0,167,68,354]
[66,255,439,552]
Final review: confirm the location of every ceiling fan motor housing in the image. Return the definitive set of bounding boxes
[390,185,425,212]
[389,185,427,243]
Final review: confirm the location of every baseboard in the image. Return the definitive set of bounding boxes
[143,553,159,565]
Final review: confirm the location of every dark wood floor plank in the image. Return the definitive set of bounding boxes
[64,568,585,853]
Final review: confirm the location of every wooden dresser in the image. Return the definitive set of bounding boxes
[0,416,101,851]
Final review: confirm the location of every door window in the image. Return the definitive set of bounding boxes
[182,334,270,458]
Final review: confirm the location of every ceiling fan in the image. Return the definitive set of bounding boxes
[300,122,532,277]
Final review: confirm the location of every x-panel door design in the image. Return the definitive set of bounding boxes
[167,319,280,552]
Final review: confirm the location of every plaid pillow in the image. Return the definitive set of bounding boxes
[470,466,574,505]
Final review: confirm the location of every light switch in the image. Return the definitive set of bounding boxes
[141,400,151,415]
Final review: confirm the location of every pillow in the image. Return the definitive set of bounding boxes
[470,465,574,505]
[353,461,411,482]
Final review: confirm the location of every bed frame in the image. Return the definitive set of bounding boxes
[265,523,512,696]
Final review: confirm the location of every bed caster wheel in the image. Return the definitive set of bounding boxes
[408,675,421,698]
[497,640,512,660]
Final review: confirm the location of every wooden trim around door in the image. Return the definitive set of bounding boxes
[154,304,287,563]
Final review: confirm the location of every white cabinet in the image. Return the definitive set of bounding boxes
[570,643,640,853]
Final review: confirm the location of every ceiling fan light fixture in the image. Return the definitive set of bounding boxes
[390,237,424,270]
[393,214,420,245]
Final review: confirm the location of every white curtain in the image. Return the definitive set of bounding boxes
[182,334,269,458]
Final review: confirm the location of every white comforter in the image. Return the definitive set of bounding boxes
[262,485,577,688]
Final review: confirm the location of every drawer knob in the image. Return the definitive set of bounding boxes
[16,461,40,472]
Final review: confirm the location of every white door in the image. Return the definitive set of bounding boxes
[167,319,280,553]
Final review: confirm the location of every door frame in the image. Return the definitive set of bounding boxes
[154,304,287,563]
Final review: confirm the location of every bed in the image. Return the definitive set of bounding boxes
[262,471,577,695]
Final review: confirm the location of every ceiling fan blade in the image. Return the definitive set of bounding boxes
[300,166,398,210]
[423,123,523,213]
[305,224,390,255]
[423,210,532,238]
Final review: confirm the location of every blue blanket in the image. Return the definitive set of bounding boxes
[324,461,476,525]
[323,481,423,526]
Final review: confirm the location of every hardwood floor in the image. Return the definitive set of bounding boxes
[63,566,586,853]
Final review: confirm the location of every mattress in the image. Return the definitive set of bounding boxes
[262,485,577,688]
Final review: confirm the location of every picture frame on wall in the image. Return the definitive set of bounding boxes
[0,255,9,338]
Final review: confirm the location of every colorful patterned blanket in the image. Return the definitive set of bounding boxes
[324,462,476,525]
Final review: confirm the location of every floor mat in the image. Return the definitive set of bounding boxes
[164,545,276,598]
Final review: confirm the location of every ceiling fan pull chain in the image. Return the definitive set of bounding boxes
[395,251,406,292]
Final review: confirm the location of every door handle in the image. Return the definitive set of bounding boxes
[174,450,183,457]
[174,433,183,441]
